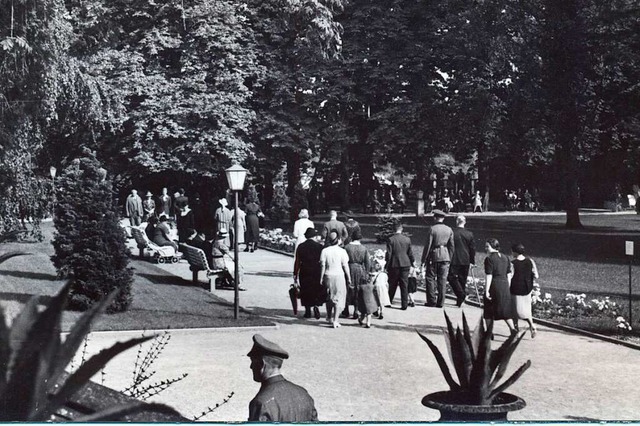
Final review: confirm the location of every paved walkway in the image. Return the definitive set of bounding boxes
[81,246,640,421]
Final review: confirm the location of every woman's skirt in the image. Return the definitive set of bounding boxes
[512,293,532,319]
[323,273,347,310]
[358,283,378,314]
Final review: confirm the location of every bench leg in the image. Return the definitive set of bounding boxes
[139,247,144,258]
[192,270,199,285]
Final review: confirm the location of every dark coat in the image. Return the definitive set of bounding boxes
[321,219,348,246]
[248,375,317,422]
[385,233,415,269]
[421,222,454,264]
[451,227,475,266]
[293,239,324,307]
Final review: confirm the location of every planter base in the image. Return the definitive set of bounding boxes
[422,391,525,421]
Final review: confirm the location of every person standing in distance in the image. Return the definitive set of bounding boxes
[247,334,318,422]
[385,222,416,310]
[125,189,143,226]
[421,209,454,307]
[448,215,475,307]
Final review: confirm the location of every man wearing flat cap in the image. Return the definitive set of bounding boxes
[248,334,318,422]
[293,227,324,319]
[421,209,454,307]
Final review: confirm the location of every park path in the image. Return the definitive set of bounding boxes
[81,245,640,422]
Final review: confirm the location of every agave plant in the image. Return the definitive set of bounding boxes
[0,251,181,421]
[417,311,531,406]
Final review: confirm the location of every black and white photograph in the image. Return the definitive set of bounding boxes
[0,0,639,421]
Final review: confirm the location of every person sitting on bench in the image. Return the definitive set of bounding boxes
[212,230,246,290]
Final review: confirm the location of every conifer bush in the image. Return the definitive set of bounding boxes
[289,181,308,221]
[268,185,291,223]
[51,148,133,312]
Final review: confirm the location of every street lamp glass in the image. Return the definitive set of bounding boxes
[50,166,57,179]
[225,164,248,191]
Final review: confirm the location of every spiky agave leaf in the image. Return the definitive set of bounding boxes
[0,305,9,389]
[468,318,493,405]
[461,312,476,360]
[454,328,473,388]
[34,334,155,421]
[489,331,527,391]
[417,331,461,391]
[442,311,469,387]
[48,289,119,389]
[489,360,532,401]
[1,282,71,420]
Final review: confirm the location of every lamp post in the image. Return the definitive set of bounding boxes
[50,166,57,220]
[225,164,248,319]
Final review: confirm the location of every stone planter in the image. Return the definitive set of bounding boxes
[422,391,526,421]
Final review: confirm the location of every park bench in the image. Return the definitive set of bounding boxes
[179,243,226,291]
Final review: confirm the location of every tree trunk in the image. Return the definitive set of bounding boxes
[285,152,301,197]
[564,155,583,229]
[339,149,350,210]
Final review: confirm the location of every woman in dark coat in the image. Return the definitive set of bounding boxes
[345,229,376,328]
[245,201,262,252]
[293,227,325,319]
[483,238,516,335]
[176,204,195,243]
[153,215,178,252]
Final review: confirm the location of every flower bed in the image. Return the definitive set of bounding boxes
[259,228,296,254]
[460,276,635,341]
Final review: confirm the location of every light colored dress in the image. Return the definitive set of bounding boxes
[372,270,392,308]
[232,208,247,245]
[293,218,315,248]
[320,245,349,310]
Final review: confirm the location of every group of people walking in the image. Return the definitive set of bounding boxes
[293,210,391,329]
[292,208,539,337]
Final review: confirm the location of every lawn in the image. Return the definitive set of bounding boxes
[0,222,273,332]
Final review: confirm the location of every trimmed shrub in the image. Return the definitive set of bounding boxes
[375,214,411,243]
[268,185,290,223]
[289,181,308,221]
[51,148,133,312]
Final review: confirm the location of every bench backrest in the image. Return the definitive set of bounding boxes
[180,244,211,272]
[131,227,149,248]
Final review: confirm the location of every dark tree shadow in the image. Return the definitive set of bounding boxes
[0,270,60,281]
[136,272,198,287]
[0,292,53,305]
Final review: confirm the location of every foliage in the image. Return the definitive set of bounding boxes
[417,312,531,406]
[0,150,50,241]
[245,184,260,205]
[122,331,188,401]
[268,185,291,223]
[289,181,309,221]
[374,214,411,243]
[51,148,133,312]
[0,255,180,421]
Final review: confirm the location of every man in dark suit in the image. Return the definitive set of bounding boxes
[293,227,324,319]
[248,334,318,422]
[321,210,348,247]
[421,209,455,307]
[385,222,416,310]
[448,215,475,307]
